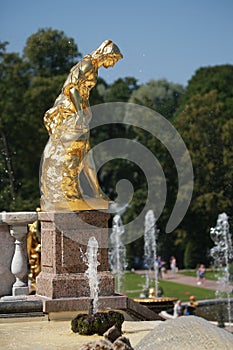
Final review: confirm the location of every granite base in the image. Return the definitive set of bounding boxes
[36,271,114,299]
[36,210,114,299]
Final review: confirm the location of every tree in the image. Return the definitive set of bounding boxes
[129,79,184,120]
[23,28,81,77]
[0,42,30,210]
[174,66,233,266]
[104,77,138,102]
[0,29,82,210]
[89,77,139,204]
[184,241,200,269]
[221,118,233,206]
[180,65,233,108]
[90,77,107,106]
[111,80,184,268]
[21,29,81,209]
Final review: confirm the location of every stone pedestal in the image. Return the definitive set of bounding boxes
[36,211,114,299]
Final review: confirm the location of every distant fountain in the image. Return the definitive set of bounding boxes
[210,212,233,328]
[134,211,176,313]
[82,236,100,314]
[144,210,158,297]
[109,214,127,293]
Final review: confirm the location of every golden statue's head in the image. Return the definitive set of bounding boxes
[85,40,123,68]
[92,40,122,57]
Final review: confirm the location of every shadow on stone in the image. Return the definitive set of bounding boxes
[104,324,122,342]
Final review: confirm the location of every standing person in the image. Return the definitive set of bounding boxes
[199,264,206,285]
[170,256,177,275]
[157,256,163,279]
[197,264,206,285]
[173,300,183,318]
[161,260,167,278]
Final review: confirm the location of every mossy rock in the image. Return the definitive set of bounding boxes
[71,311,124,335]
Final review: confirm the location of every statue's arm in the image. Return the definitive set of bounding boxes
[63,84,91,123]
[68,87,83,113]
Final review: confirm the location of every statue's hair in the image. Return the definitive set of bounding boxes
[84,40,123,59]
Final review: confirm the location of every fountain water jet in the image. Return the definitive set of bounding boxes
[210,212,233,329]
[81,236,100,314]
[109,214,127,293]
[144,210,158,297]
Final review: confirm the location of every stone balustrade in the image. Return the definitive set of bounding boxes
[0,212,37,297]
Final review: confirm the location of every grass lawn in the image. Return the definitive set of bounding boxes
[158,280,216,301]
[179,269,219,281]
[119,272,216,301]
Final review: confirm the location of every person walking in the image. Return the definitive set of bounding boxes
[170,256,177,275]
[157,256,163,279]
[196,264,206,285]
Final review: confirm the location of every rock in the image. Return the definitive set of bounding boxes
[79,338,113,349]
[135,316,233,350]
[71,314,94,335]
[71,311,124,335]
[113,336,134,349]
[104,324,122,343]
[79,336,134,350]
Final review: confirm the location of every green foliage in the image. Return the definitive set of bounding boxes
[222,119,233,201]
[104,77,138,102]
[129,79,184,120]
[177,91,225,193]
[23,28,81,77]
[0,29,81,211]
[181,65,233,113]
[89,77,106,106]
[0,44,30,209]
[183,242,195,269]
[174,65,233,267]
[89,77,139,204]
[229,262,233,282]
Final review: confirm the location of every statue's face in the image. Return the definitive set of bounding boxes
[102,54,122,68]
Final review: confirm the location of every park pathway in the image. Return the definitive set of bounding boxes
[135,270,232,293]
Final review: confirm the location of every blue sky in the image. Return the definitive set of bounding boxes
[1,0,233,86]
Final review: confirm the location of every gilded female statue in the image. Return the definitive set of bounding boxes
[40,40,123,210]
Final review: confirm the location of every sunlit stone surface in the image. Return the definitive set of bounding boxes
[135,316,233,350]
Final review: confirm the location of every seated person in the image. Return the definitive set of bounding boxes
[184,295,198,316]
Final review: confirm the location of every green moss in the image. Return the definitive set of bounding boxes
[71,311,124,335]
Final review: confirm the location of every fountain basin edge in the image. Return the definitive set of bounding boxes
[35,294,157,321]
